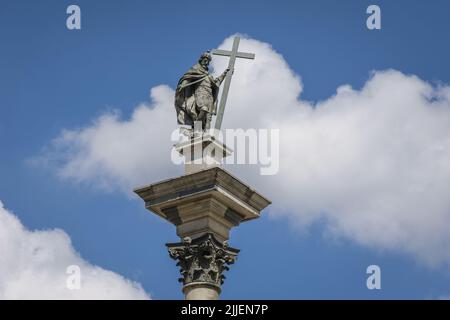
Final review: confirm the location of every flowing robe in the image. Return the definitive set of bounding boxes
[174,63,220,127]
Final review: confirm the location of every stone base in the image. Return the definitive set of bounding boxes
[174,133,232,175]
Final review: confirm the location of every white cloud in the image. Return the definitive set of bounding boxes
[34,35,450,268]
[32,85,180,193]
[0,200,150,299]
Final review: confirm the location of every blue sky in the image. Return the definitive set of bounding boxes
[1,0,450,299]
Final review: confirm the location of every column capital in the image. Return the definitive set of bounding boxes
[166,233,239,292]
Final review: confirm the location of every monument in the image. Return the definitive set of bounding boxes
[134,36,271,300]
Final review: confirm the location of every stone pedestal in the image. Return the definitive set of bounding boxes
[175,133,232,175]
[134,134,271,299]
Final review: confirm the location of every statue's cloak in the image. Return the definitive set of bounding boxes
[175,63,219,126]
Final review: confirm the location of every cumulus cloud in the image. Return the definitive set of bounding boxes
[32,85,179,193]
[34,35,450,268]
[0,200,150,299]
[264,70,450,267]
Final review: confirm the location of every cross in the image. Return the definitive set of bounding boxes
[211,36,255,131]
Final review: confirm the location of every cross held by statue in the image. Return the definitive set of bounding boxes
[211,36,255,130]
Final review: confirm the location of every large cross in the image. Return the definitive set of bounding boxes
[211,36,255,131]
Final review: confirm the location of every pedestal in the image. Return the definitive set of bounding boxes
[134,134,271,299]
[174,133,233,175]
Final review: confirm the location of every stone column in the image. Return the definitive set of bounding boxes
[134,134,271,299]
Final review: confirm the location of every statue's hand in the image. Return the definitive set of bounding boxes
[226,67,234,75]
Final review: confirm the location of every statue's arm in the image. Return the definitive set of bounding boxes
[214,68,232,86]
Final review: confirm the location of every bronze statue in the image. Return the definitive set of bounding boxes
[174,37,255,135]
[175,51,231,134]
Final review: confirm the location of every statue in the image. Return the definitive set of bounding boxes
[175,51,231,135]
[174,37,255,137]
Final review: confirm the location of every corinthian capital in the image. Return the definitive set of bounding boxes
[166,233,239,288]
